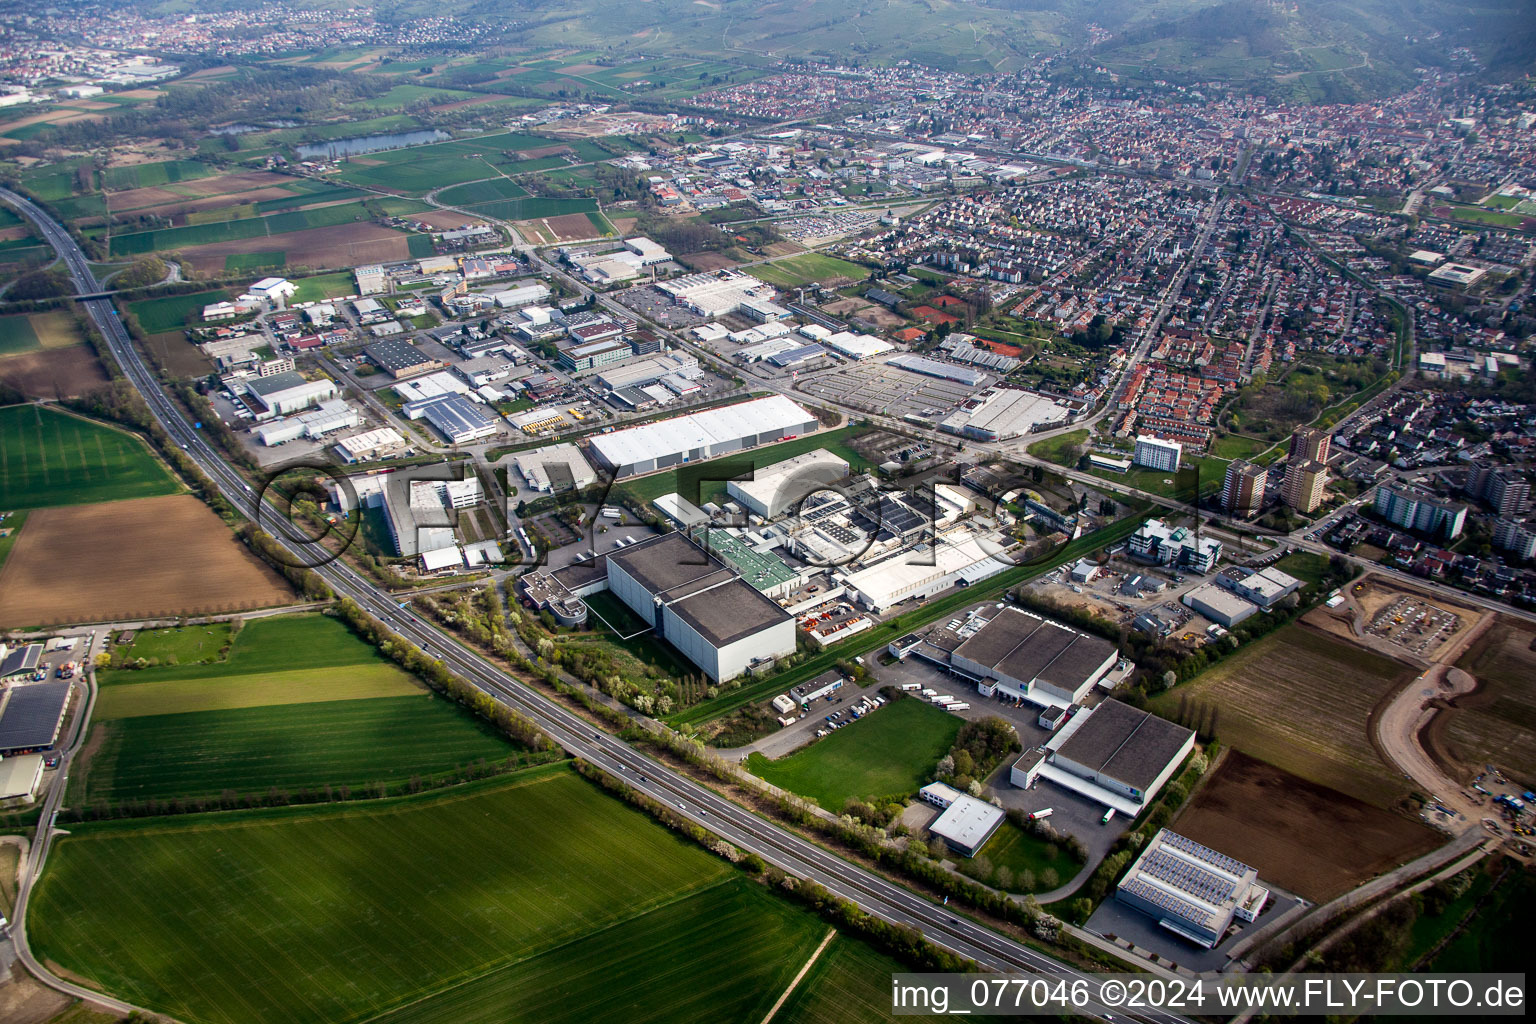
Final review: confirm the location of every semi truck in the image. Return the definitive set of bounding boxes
[1029,808,1054,820]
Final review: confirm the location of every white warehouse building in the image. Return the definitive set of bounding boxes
[950,607,1119,710]
[727,448,850,519]
[606,532,795,682]
[839,531,1011,613]
[586,396,820,478]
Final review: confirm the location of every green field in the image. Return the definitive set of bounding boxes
[436,177,530,206]
[1272,551,1336,589]
[290,271,357,303]
[28,769,839,1024]
[76,695,521,804]
[79,614,521,804]
[100,160,211,192]
[776,935,1005,1024]
[126,289,232,333]
[621,424,874,504]
[0,313,41,356]
[0,404,179,511]
[108,201,382,257]
[752,252,867,288]
[747,698,961,810]
[224,251,285,272]
[468,197,599,222]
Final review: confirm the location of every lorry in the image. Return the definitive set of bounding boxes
[948,702,971,711]
[900,683,921,691]
[1101,808,1116,825]
[1028,808,1054,821]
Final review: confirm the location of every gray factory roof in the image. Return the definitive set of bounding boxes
[0,681,71,752]
[366,337,437,372]
[245,370,310,396]
[1054,700,1193,791]
[610,533,790,647]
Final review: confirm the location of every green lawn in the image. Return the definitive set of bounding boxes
[112,623,233,666]
[752,252,867,288]
[1026,429,1087,468]
[0,405,179,511]
[224,252,285,273]
[1272,551,1335,589]
[290,271,357,303]
[435,178,530,206]
[0,313,41,356]
[100,613,391,684]
[954,821,1081,893]
[74,695,522,804]
[620,425,874,504]
[0,511,27,571]
[27,769,797,1024]
[126,290,232,334]
[747,698,961,810]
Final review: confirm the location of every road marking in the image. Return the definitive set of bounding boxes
[761,927,836,1024]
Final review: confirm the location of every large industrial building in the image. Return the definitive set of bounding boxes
[586,396,820,478]
[510,443,597,493]
[366,338,445,379]
[1116,830,1269,948]
[657,270,775,318]
[403,393,500,444]
[950,608,1118,710]
[839,531,1011,612]
[727,449,850,519]
[606,533,796,682]
[0,680,73,754]
[1011,699,1194,816]
[937,387,1072,441]
[244,372,337,417]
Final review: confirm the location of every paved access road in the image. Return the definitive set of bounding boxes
[2,188,1193,1024]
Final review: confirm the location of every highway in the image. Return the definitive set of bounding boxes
[1,188,1193,1024]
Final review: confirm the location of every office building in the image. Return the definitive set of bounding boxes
[1220,461,1267,517]
[1128,519,1222,574]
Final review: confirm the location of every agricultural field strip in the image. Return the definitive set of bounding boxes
[94,665,419,720]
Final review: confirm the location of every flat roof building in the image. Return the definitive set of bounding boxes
[607,532,796,682]
[245,371,337,417]
[1128,519,1221,574]
[727,449,850,519]
[951,608,1118,710]
[1116,829,1268,948]
[929,793,1006,858]
[938,387,1071,441]
[365,338,445,379]
[335,427,409,463]
[587,396,819,478]
[0,681,73,753]
[1182,582,1258,628]
[510,443,597,493]
[1011,699,1194,815]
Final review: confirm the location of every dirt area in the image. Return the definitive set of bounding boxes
[543,213,602,241]
[763,241,807,257]
[176,222,416,274]
[167,171,291,199]
[0,969,73,1024]
[140,331,214,379]
[682,251,739,271]
[821,296,905,327]
[1424,617,1536,789]
[1352,578,1482,659]
[1173,751,1442,902]
[0,346,110,398]
[0,494,295,626]
[112,188,296,224]
[410,210,489,231]
[607,215,640,236]
[0,226,31,242]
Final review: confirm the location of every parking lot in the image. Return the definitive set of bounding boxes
[613,285,707,329]
[797,360,989,420]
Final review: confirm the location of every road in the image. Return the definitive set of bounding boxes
[2,188,1194,1024]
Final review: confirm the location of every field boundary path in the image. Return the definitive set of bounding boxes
[760,927,836,1024]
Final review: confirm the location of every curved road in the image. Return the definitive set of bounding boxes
[2,188,1191,1024]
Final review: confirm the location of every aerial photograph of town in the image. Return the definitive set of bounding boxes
[0,0,1530,1020]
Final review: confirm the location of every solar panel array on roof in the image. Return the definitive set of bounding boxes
[0,681,71,751]
[1122,878,1216,932]
[1141,850,1236,905]
[1162,831,1251,877]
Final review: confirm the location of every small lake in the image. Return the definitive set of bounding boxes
[296,129,451,159]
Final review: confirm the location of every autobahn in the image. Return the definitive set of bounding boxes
[1,187,1191,1024]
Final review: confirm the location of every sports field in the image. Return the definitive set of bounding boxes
[0,404,179,510]
[289,270,357,303]
[77,614,516,803]
[747,698,962,810]
[1150,623,1416,808]
[28,769,837,1024]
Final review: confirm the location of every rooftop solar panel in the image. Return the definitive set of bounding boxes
[0,681,71,751]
